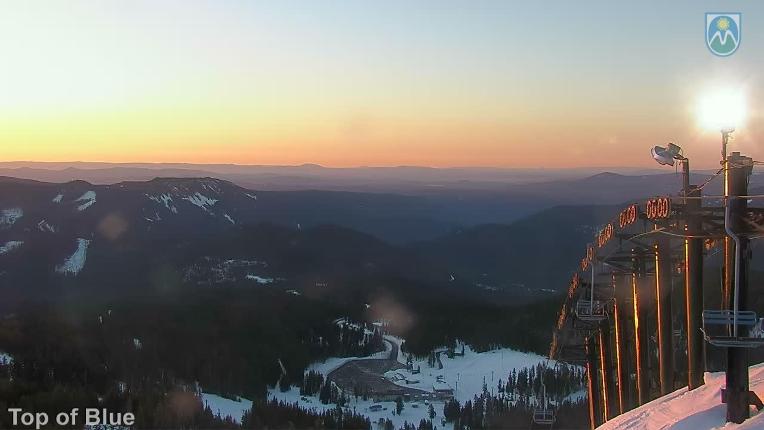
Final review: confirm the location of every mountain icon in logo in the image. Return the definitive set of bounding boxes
[706,13,741,56]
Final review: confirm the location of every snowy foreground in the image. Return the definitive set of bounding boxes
[268,338,551,428]
[600,363,764,430]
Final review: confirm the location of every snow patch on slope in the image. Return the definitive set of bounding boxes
[37,219,56,232]
[0,241,23,255]
[0,351,12,366]
[200,393,252,423]
[224,214,235,224]
[246,274,273,284]
[52,194,64,203]
[270,340,553,429]
[183,192,218,212]
[599,363,764,430]
[146,193,178,214]
[0,208,23,228]
[56,238,91,275]
[306,336,395,377]
[76,191,96,211]
[389,343,551,403]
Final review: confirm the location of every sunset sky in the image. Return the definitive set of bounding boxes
[2,1,764,168]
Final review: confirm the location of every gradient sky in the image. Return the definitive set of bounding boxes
[2,0,764,168]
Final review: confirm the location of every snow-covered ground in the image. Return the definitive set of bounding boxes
[268,385,444,429]
[246,274,274,284]
[268,338,553,429]
[564,388,587,403]
[37,219,56,232]
[306,336,395,377]
[183,192,218,212]
[56,238,91,275]
[76,191,96,211]
[600,363,764,430]
[0,240,23,255]
[388,343,551,403]
[1,208,23,227]
[147,193,178,213]
[200,393,252,423]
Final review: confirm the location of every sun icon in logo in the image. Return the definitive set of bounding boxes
[717,17,730,31]
[706,13,740,57]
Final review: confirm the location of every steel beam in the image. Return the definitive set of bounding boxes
[612,274,630,414]
[600,322,617,420]
[685,186,705,390]
[725,152,754,424]
[586,336,602,430]
[632,250,650,405]
[655,234,674,395]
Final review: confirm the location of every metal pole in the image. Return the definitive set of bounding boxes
[682,159,691,201]
[685,185,704,390]
[725,152,753,423]
[623,268,638,411]
[612,273,627,414]
[632,250,650,405]
[600,322,616,420]
[655,235,674,395]
[724,237,734,311]
[586,336,601,430]
[723,131,732,311]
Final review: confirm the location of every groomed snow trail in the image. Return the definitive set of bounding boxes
[599,363,764,430]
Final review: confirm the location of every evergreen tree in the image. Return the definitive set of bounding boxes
[319,382,332,404]
[278,376,290,392]
[443,398,461,422]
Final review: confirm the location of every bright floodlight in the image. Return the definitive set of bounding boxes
[651,143,683,166]
[652,146,675,166]
[697,87,747,131]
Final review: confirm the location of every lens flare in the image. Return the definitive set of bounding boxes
[696,86,747,131]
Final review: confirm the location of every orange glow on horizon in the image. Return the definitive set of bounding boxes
[2,3,763,168]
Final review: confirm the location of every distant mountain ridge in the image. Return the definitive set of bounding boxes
[0,161,707,192]
[5,172,762,307]
[0,176,464,243]
[0,175,622,308]
[5,165,758,234]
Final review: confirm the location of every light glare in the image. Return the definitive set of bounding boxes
[696,87,747,131]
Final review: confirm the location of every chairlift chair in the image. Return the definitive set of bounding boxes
[575,261,607,322]
[702,201,764,348]
[532,409,555,426]
[532,381,555,426]
[701,310,764,348]
[575,299,607,322]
